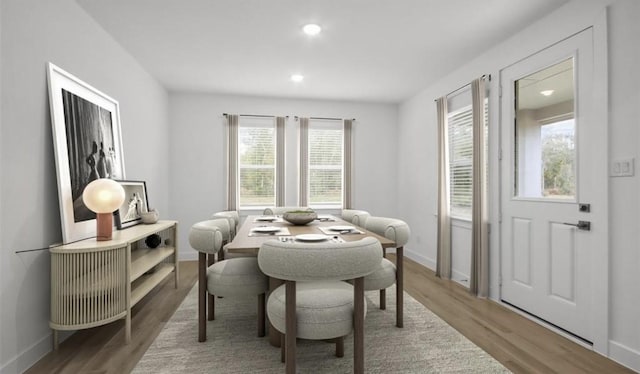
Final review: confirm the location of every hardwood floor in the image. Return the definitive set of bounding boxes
[26,258,633,373]
[26,261,198,374]
[400,256,633,374]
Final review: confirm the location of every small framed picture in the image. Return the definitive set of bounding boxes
[115,180,149,229]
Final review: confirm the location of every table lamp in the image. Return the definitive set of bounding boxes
[82,178,125,241]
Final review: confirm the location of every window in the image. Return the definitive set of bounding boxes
[447,95,488,218]
[238,117,276,207]
[228,114,351,210]
[307,120,344,207]
[514,58,575,200]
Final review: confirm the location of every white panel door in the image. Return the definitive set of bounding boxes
[500,28,604,342]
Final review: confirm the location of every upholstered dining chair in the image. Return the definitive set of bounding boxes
[189,219,268,342]
[341,209,371,227]
[211,210,252,260]
[263,206,310,215]
[258,237,382,374]
[363,216,410,328]
[211,210,239,239]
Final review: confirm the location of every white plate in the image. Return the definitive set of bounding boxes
[295,234,329,242]
[255,216,277,222]
[252,226,281,233]
[327,225,354,232]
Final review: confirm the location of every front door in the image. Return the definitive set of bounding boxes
[499,28,605,342]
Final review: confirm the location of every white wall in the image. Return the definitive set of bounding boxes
[398,0,639,370]
[0,1,170,372]
[169,93,398,260]
[606,0,640,368]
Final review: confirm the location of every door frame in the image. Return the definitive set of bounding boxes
[492,10,609,355]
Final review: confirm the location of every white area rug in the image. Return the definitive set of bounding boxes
[134,284,509,373]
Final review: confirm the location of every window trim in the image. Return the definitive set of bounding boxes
[235,116,285,210]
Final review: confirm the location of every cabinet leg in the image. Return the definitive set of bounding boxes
[125,313,131,343]
[52,330,59,350]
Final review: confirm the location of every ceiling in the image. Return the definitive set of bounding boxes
[77,0,571,103]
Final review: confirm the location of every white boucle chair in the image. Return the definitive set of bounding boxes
[263,206,310,215]
[341,209,371,227]
[258,237,382,374]
[189,219,268,342]
[211,210,253,260]
[211,210,239,239]
[363,216,410,328]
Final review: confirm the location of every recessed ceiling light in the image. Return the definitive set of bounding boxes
[540,90,554,96]
[290,74,304,83]
[303,24,321,36]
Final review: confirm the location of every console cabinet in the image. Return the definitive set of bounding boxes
[49,220,178,348]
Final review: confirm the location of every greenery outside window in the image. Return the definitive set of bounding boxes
[238,118,276,208]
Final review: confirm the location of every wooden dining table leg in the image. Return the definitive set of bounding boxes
[258,293,265,337]
[207,253,215,321]
[198,252,207,342]
[396,246,404,328]
[380,247,387,309]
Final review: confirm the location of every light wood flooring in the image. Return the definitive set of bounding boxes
[26,258,634,374]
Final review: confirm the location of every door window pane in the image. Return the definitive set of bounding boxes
[541,119,575,198]
[514,58,575,199]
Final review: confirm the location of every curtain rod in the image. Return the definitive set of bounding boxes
[433,74,491,102]
[294,116,356,121]
[223,113,289,118]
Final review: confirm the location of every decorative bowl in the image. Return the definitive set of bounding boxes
[282,210,317,225]
[141,209,159,224]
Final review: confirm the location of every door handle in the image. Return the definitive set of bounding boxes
[563,220,591,231]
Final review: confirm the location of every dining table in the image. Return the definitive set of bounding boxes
[225,214,401,347]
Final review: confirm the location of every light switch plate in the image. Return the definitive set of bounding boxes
[611,158,635,177]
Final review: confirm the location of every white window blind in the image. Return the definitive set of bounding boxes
[448,99,488,219]
[308,120,343,207]
[238,118,275,207]
[448,105,473,218]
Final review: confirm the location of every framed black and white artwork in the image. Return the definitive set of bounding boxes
[47,62,126,243]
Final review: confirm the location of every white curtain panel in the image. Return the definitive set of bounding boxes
[470,77,489,297]
[298,117,309,206]
[275,116,286,206]
[226,114,239,211]
[436,97,452,279]
[343,119,353,209]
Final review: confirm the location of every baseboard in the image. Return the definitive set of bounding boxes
[609,340,640,372]
[451,269,470,287]
[404,248,436,271]
[0,332,53,374]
